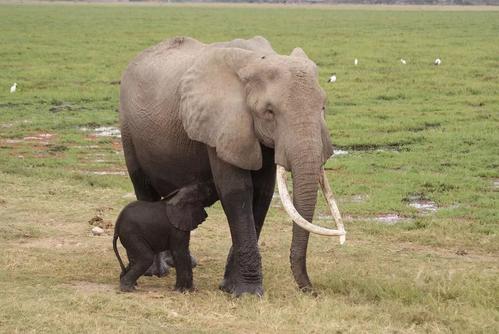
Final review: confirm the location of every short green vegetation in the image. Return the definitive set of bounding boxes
[0,3,498,333]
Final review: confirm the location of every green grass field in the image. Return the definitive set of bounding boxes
[0,3,498,333]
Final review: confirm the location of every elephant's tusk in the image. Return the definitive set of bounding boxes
[276,165,346,241]
[319,167,346,245]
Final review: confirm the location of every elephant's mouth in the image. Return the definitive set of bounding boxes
[276,165,346,244]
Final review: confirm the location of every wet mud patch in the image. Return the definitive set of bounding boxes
[88,207,114,232]
[1,133,55,147]
[49,101,81,113]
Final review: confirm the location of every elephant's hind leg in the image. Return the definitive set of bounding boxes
[120,242,155,292]
[121,123,161,201]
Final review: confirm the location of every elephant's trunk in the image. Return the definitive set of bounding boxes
[289,156,321,290]
[276,141,345,291]
[282,142,322,289]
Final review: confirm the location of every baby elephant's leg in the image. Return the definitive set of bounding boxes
[120,242,154,292]
[171,236,193,292]
[172,250,193,292]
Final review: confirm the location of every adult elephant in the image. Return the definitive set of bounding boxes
[119,36,344,296]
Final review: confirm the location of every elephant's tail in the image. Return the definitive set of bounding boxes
[113,233,126,275]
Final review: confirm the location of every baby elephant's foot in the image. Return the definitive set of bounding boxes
[174,284,195,293]
[120,278,137,292]
[120,284,135,292]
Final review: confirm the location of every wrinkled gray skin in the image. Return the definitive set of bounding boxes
[120,36,333,296]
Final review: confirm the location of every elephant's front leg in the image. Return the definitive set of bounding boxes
[208,148,263,297]
[221,147,275,289]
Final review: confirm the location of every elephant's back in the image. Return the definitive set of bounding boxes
[121,37,203,98]
[120,37,211,195]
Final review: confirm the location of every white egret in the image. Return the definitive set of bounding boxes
[327,74,337,83]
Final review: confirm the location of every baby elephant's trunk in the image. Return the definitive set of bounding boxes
[113,233,127,275]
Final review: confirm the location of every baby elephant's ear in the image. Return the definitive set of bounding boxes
[166,203,208,232]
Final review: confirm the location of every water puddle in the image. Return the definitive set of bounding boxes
[317,213,409,225]
[405,195,438,213]
[409,200,438,212]
[333,149,349,156]
[372,214,410,225]
[81,126,121,138]
[350,194,368,203]
[90,171,126,176]
[375,148,400,154]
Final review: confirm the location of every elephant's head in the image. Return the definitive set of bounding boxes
[179,43,345,290]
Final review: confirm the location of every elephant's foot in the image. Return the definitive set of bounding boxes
[144,251,170,277]
[299,285,318,297]
[174,284,196,293]
[219,278,263,297]
[218,277,236,294]
[219,247,263,297]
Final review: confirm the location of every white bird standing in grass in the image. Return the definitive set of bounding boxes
[400,58,407,65]
[354,58,358,65]
[327,73,337,83]
[434,58,442,65]
[10,83,17,93]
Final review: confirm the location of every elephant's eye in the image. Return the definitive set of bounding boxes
[263,108,274,120]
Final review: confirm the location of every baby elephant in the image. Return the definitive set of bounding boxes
[113,181,217,292]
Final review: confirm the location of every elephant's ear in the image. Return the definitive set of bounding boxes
[290,47,309,59]
[321,120,334,163]
[179,48,262,170]
[166,203,208,232]
[165,186,208,232]
[290,47,319,76]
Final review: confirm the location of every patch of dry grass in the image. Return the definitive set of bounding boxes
[1,171,497,333]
